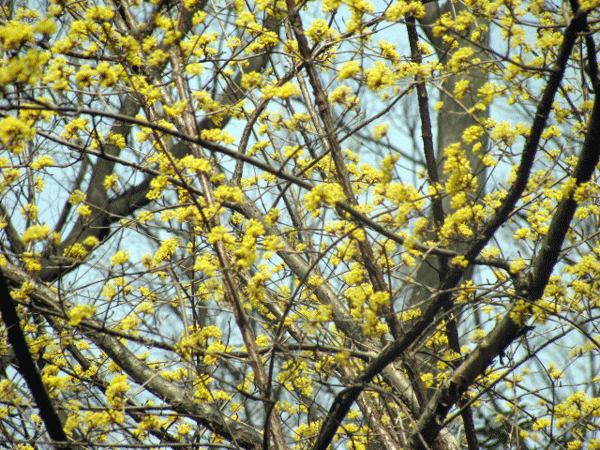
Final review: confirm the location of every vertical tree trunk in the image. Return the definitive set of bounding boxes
[411,0,489,307]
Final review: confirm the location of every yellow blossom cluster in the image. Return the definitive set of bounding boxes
[0,116,36,154]
[303,183,346,217]
[68,303,97,326]
[21,224,51,244]
[176,325,224,363]
[1,0,600,448]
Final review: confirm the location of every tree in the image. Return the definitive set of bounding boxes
[1,0,600,448]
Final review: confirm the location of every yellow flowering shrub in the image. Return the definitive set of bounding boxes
[1,0,600,449]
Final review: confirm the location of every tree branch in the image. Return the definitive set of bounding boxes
[311,7,591,450]
[1,261,263,450]
[0,271,72,449]
[406,13,600,448]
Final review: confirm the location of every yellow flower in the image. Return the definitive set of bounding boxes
[21,224,51,244]
[338,60,360,80]
[255,334,271,347]
[104,174,119,191]
[152,237,179,265]
[177,422,192,436]
[263,235,282,252]
[305,19,337,44]
[365,61,394,92]
[509,259,527,273]
[82,236,99,247]
[343,264,365,285]
[385,0,425,21]
[104,132,126,149]
[447,46,474,72]
[241,71,263,89]
[452,255,469,268]
[23,253,41,271]
[547,362,565,380]
[322,0,342,12]
[541,125,561,139]
[69,190,86,205]
[30,155,54,169]
[64,243,88,259]
[303,183,345,214]
[106,374,130,407]
[84,5,115,21]
[137,211,155,224]
[76,204,91,216]
[61,118,89,140]
[75,65,95,88]
[214,185,243,203]
[514,228,531,240]
[147,175,168,200]
[136,301,155,314]
[200,128,236,144]
[20,204,38,220]
[111,250,130,266]
[0,116,36,154]
[33,18,57,35]
[163,101,188,118]
[261,82,300,99]
[96,61,120,87]
[454,79,470,99]
[373,123,389,141]
[0,21,34,50]
[193,254,219,277]
[68,304,97,326]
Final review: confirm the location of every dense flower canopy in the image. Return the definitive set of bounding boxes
[1,0,600,449]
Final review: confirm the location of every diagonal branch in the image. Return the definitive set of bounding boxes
[284,0,403,340]
[0,271,72,449]
[310,7,591,450]
[1,261,263,450]
[406,18,600,450]
[16,1,276,284]
[3,103,512,270]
